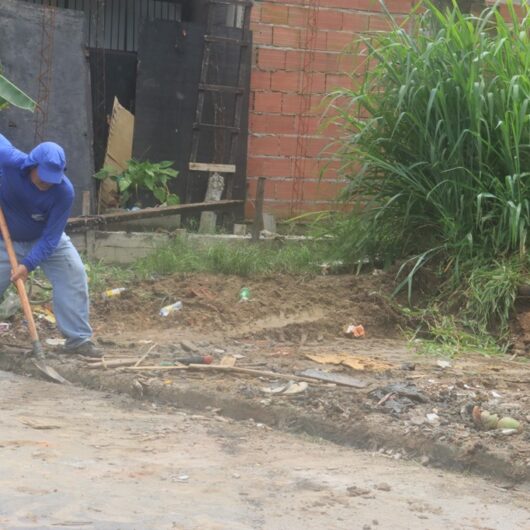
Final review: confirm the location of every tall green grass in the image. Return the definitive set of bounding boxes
[132,238,327,279]
[328,0,530,334]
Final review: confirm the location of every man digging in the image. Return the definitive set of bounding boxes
[0,134,102,358]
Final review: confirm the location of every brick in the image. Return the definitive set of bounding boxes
[261,4,289,24]
[254,92,283,113]
[277,136,298,157]
[250,3,260,23]
[251,70,271,90]
[296,115,324,136]
[285,50,304,71]
[278,136,330,158]
[342,11,369,32]
[288,6,309,27]
[301,180,344,201]
[273,27,301,48]
[250,113,297,134]
[249,135,281,157]
[345,0,384,12]
[271,71,300,92]
[273,180,296,201]
[299,28,327,51]
[251,24,273,46]
[282,93,303,114]
[258,157,293,178]
[308,51,340,73]
[384,0,413,14]
[258,48,286,70]
[326,73,351,92]
[326,32,355,52]
[369,15,394,32]
[316,9,343,30]
[305,72,326,94]
[337,53,357,74]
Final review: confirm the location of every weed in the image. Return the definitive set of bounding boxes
[133,238,327,279]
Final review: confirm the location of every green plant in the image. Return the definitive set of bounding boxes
[95,160,179,207]
[0,70,35,111]
[133,238,327,279]
[327,0,530,334]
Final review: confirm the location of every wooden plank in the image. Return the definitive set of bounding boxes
[189,162,236,173]
[67,200,243,229]
[198,83,244,94]
[251,177,265,241]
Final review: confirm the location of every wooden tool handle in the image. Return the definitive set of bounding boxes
[0,206,40,343]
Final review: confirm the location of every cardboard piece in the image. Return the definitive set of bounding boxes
[99,98,135,211]
[305,353,393,372]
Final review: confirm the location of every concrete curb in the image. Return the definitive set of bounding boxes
[1,352,527,484]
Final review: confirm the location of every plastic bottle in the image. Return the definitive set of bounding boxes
[0,291,21,319]
[159,301,183,317]
[102,287,127,299]
[239,287,251,302]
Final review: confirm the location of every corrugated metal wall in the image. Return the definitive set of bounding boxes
[20,0,181,51]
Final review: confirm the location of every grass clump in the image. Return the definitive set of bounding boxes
[132,238,327,279]
[327,0,530,339]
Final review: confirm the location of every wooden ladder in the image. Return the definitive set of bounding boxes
[188,0,253,203]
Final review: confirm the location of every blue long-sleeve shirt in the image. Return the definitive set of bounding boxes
[0,134,74,271]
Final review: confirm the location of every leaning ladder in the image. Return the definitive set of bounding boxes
[188,0,253,203]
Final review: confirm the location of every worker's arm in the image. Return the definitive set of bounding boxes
[0,134,27,169]
[21,188,74,272]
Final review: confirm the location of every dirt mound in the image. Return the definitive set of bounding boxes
[91,272,404,344]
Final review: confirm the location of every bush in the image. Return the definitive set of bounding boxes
[328,0,530,333]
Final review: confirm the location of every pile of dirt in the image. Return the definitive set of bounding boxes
[91,272,405,343]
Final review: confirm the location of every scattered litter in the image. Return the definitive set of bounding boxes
[213,348,226,355]
[102,287,126,299]
[33,305,56,324]
[305,353,392,372]
[173,355,213,366]
[299,368,367,389]
[0,322,10,333]
[370,383,428,414]
[319,260,344,275]
[170,474,189,483]
[426,413,440,424]
[180,340,199,353]
[159,301,183,317]
[491,390,502,398]
[0,291,20,319]
[45,338,65,347]
[233,354,245,360]
[497,417,521,431]
[261,381,308,396]
[239,287,251,302]
[220,355,237,367]
[472,406,522,432]
[436,360,452,369]
[343,323,365,338]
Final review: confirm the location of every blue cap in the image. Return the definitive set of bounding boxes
[25,142,66,184]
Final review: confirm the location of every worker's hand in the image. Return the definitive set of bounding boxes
[11,264,28,283]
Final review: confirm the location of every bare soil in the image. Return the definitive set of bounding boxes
[2,271,530,482]
[2,370,530,530]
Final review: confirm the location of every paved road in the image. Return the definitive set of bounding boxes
[0,370,529,530]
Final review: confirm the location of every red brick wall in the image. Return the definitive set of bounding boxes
[247,0,413,218]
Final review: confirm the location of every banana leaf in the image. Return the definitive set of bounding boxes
[0,74,35,111]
